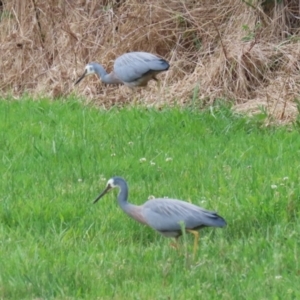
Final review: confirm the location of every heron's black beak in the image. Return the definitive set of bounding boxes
[93,185,112,204]
[74,69,87,85]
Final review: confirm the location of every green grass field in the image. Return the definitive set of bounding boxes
[0,97,299,299]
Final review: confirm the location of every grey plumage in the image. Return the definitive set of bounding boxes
[93,177,226,254]
[75,52,169,87]
[142,198,226,237]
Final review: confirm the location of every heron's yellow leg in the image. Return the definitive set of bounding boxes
[157,79,161,90]
[170,237,180,250]
[187,229,200,258]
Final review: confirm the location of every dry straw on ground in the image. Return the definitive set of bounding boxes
[0,0,300,120]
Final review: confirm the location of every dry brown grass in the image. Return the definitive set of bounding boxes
[1,0,300,120]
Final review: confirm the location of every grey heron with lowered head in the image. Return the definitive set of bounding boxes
[93,177,226,257]
[75,52,169,88]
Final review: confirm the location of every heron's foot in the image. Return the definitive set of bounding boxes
[170,237,180,251]
[169,241,179,250]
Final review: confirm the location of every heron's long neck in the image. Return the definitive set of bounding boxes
[94,64,122,85]
[102,73,123,85]
[117,187,131,213]
[117,188,145,224]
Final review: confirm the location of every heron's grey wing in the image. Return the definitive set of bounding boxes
[141,198,226,233]
[114,52,169,83]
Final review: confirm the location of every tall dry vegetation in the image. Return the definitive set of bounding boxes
[0,0,300,119]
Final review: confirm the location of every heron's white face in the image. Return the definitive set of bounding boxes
[85,64,96,76]
[107,178,116,188]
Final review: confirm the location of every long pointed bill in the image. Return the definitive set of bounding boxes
[74,69,87,85]
[93,185,112,204]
